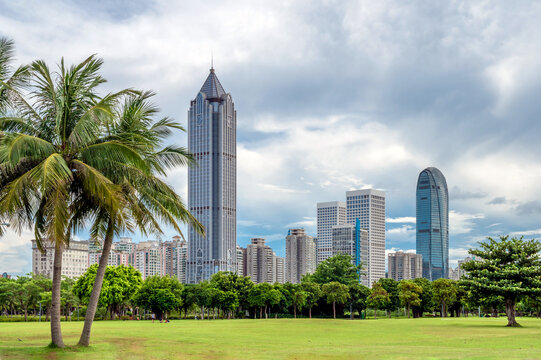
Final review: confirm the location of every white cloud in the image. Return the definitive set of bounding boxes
[509,229,541,237]
[386,217,416,223]
[449,210,485,235]
[0,227,33,274]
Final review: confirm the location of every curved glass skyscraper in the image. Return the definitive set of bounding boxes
[416,167,449,280]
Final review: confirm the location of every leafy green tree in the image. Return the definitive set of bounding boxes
[249,283,267,319]
[301,281,322,319]
[133,275,183,320]
[377,278,399,317]
[461,236,541,327]
[60,277,79,321]
[348,283,370,319]
[398,280,423,318]
[291,285,307,318]
[322,281,350,319]
[523,296,541,318]
[219,290,239,319]
[309,254,360,285]
[210,271,254,316]
[13,277,41,321]
[412,278,433,317]
[368,282,389,319]
[180,284,197,319]
[73,264,142,319]
[194,281,212,319]
[432,278,457,317]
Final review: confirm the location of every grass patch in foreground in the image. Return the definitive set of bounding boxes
[1,317,540,359]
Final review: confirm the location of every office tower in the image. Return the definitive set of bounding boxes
[285,229,317,284]
[387,252,422,281]
[316,201,346,264]
[32,239,89,279]
[161,236,188,283]
[274,255,285,284]
[187,66,237,283]
[331,223,369,286]
[135,240,163,280]
[346,189,386,287]
[246,238,276,284]
[236,245,246,277]
[416,167,449,281]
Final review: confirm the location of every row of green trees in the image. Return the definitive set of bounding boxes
[6,236,541,324]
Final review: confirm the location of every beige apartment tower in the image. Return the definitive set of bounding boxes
[285,228,317,284]
[388,251,422,281]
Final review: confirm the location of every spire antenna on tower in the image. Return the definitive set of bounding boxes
[211,50,214,71]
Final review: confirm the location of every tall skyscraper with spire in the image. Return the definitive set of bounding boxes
[186,67,237,283]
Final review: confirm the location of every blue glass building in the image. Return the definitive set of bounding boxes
[416,167,449,280]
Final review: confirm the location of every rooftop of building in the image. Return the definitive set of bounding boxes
[199,67,226,99]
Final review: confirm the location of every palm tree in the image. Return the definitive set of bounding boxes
[0,54,130,347]
[76,91,203,346]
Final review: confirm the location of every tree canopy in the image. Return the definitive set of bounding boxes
[461,236,541,326]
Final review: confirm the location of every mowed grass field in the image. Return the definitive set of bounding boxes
[1,317,541,359]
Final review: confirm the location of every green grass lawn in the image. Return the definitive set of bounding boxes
[1,317,540,359]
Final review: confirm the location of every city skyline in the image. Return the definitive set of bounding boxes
[2,1,541,276]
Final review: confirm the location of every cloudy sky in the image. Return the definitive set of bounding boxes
[1,0,541,275]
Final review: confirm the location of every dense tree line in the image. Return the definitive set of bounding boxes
[3,237,540,323]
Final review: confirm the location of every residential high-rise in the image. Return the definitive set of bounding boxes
[274,255,285,284]
[346,189,386,286]
[246,238,276,284]
[416,167,449,281]
[457,256,478,279]
[285,229,317,284]
[387,251,422,281]
[135,240,163,280]
[32,239,89,279]
[161,236,188,283]
[187,67,237,283]
[236,245,246,277]
[316,201,346,264]
[331,223,369,286]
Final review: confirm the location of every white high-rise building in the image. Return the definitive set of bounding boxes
[274,255,285,284]
[187,67,237,283]
[285,229,317,284]
[346,189,386,287]
[32,239,89,279]
[316,201,346,264]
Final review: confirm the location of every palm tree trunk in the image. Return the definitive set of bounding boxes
[51,243,65,347]
[78,218,114,346]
